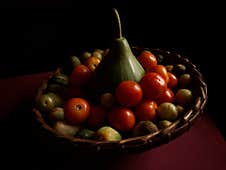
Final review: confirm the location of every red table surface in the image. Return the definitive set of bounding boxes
[0,72,226,170]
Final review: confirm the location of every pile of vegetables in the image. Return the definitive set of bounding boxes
[35,9,194,142]
[36,48,193,142]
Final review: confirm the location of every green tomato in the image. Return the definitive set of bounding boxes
[132,120,158,137]
[176,105,185,116]
[80,51,92,62]
[37,92,64,112]
[94,48,104,55]
[158,120,172,129]
[54,121,80,136]
[173,64,186,76]
[70,56,81,68]
[157,102,178,121]
[50,73,69,86]
[93,50,103,60]
[96,126,122,141]
[165,65,174,72]
[179,74,191,87]
[175,89,193,106]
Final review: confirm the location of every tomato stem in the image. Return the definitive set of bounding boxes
[75,104,82,111]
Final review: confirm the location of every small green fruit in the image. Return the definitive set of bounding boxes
[179,74,191,87]
[54,121,80,136]
[49,73,69,86]
[173,64,186,76]
[158,120,172,129]
[176,105,185,116]
[96,126,122,141]
[165,65,174,72]
[132,120,158,137]
[175,89,193,106]
[93,50,103,60]
[70,56,81,68]
[37,92,64,112]
[80,51,92,62]
[157,102,178,121]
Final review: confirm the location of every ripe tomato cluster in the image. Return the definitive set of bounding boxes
[110,51,178,132]
[37,48,193,141]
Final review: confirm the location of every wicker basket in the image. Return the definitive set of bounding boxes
[33,47,207,153]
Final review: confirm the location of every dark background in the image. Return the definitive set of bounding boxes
[0,0,225,138]
[1,1,220,78]
[0,1,225,169]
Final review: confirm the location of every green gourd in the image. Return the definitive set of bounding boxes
[95,8,145,92]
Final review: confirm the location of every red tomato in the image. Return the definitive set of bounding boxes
[64,98,90,125]
[108,107,136,132]
[85,56,101,72]
[135,100,157,121]
[115,80,143,107]
[167,72,178,89]
[140,72,167,100]
[156,88,175,105]
[69,64,92,86]
[137,50,157,71]
[148,65,169,83]
[87,105,107,128]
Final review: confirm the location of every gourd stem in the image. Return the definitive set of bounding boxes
[112,8,122,39]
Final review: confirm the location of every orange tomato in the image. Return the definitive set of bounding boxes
[85,56,101,72]
[64,98,90,125]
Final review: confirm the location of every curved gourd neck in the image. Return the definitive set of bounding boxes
[112,8,122,39]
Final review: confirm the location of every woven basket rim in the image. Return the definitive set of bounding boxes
[32,47,208,152]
